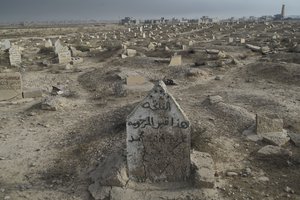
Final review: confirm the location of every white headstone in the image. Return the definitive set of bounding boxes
[9,45,22,67]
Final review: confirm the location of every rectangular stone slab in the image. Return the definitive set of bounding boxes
[0,72,22,101]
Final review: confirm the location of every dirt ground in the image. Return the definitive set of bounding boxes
[0,22,300,200]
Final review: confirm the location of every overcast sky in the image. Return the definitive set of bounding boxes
[0,0,299,22]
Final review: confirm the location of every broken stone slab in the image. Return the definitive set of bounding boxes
[262,131,290,146]
[256,114,283,135]
[89,152,128,187]
[288,132,300,147]
[246,44,261,52]
[257,145,292,159]
[191,151,215,188]
[0,72,23,101]
[41,97,58,111]
[22,89,43,99]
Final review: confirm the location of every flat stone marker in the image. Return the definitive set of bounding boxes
[127,81,191,182]
[0,72,22,101]
[169,54,182,66]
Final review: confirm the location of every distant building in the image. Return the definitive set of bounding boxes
[120,17,138,25]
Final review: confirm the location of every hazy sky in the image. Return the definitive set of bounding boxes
[0,0,299,22]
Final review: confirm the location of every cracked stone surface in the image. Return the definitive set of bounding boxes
[126,81,191,182]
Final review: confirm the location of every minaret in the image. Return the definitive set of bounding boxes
[281,4,285,19]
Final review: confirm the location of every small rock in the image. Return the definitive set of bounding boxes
[288,132,300,147]
[257,176,269,182]
[226,172,238,177]
[284,186,294,194]
[208,95,223,105]
[215,76,221,80]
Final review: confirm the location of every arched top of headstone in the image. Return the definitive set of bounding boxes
[127,80,189,129]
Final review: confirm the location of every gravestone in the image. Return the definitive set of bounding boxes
[169,54,182,66]
[9,46,22,67]
[54,39,63,54]
[58,46,71,64]
[45,39,53,48]
[0,39,11,50]
[127,81,191,182]
[0,72,22,101]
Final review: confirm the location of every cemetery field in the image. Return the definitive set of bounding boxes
[0,21,300,200]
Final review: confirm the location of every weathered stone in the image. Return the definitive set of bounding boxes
[256,114,283,135]
[58,47,71,64]
[90,152,128,187]
[9,46,22,67]
[22,89,42,98]
[246,44,261,52]
[41,97,58,111]
[191,151,215,188]
[126,49,137,57]
[126,81,191,182]
[261,46,271,54]
[0,72,22,101]
[113,81,127,97]
[44,39,53,48]
[88,183,111,200]
[54,39,63,55]
[208,95,223,105]
[206,49,220,54]
[0,39,11,50]
[126,73,146,86]
[262,131,290,146]
[257,145,292,159]
[288,132,300,147]
[169,54,182,66]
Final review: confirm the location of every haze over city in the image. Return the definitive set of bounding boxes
[0,0,299,22]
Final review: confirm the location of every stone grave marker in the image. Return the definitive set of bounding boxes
[0,72,22,101]
[0,39,11,50]
[9,45,22,67]
[45,39,53,48]
[58,46,71,64]
[126,81,191,182]
[169,54,182,66]
[54,39,63,54]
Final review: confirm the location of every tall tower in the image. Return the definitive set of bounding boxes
[281,4,285,19]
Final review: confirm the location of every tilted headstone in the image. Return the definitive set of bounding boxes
[9,46,22,67]
[0,72,22,101]
[127,81,191,182]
